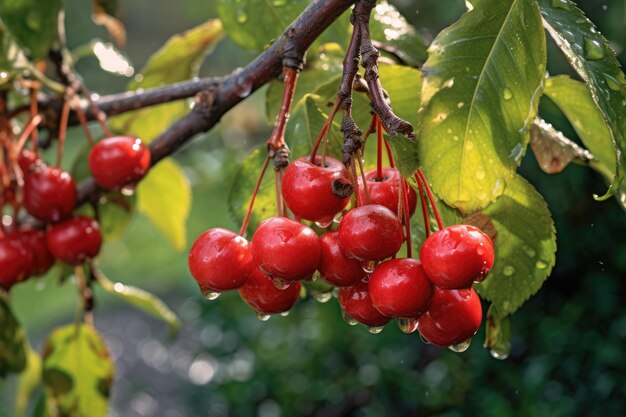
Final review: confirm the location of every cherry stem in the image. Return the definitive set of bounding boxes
[71,95,94,145]
[376,115,384,180]
[57,99,71,167]
[74,265,94,327]
[416,169,444,231]
[356,149,370,204]
[396,172,404,222]
[15,115,42,156]
[239,153,271,236]
[29,87,39,149]
[415,175,431,238]
[79,84,112,137]
[349,158,362,207]
[401,178,413,258]
[310,100,340,163]
[267,67,299,152]
[274,168,286,217]
[377,118,395,168]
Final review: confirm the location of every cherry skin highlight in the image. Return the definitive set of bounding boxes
[338,281,390,327]
[417,287,483,347]
[251,216,321,282]
[317,231,365,287]
[88,136,151,189]
[188,228,255,293]
[281,156,352,224]
[0,237,33,291]
[420,224,495,289]
[239,268,301,314]
[338,204,404,261]
[24,166,76,223]
[18,149,44,174]
[358,168,417,217]
[368,258,434,318]
[46,216,102,265]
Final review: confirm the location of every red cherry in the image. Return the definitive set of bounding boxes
[18,149,44,174]
[420,224,495,289]
[338,281,390,327]
[46,216,102,265]
[338,204,404,261]
[281,156,352,224]
[317,231,365,287]
[11,227,54,277]
[88,136,151,189]
[0,237,33,290]
[239,268,301,314]
[368,258,434,318]
[358,168,417,217]
[188,228,254,294]
[251,216,321,282]
[417,287,482,347]
[24,166,76,222]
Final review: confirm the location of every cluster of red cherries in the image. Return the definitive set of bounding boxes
[189,153,495,350]
[0,136,151,291]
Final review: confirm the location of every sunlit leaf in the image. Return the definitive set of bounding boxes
[419,0,546,213]
[216,0,308,51]
[542,76,626,209]
[15,345,42,417]
[0,297,26,376]
[110,19,224,143]
[476,175,556,315]
[97,271,180,335]
[42,324,114,417]
[137,158,191,250]
[0,0,62,59]
[538,0,626,200]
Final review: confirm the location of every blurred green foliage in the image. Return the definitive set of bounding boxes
[2,1,626,416]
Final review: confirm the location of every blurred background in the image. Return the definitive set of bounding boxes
[2,0,626,416]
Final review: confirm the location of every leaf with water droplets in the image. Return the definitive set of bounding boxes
[538,0,626,201]
[476,175,556,315]
[484,304,511,360]
[419,0,546,213]
[542,76,626,209]
[216,0,308,51]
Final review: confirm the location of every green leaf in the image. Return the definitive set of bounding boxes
[385,135,419,178]
[0,297,27,376]
[538,0,626,200]
[0,0,63,59]
[110,19,224,143]
[476,175,556,315]
[15,345,42,417]
[369,1,427,67]
[484,304,511,360]
[543,75,626,209]
[42,324,114,417]
[97,271,180,336]
[216,0,308,52]
[137,158,191,250]
[419,0,546,213]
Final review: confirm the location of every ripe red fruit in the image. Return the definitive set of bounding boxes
[358,168,417,217]
[251,216,320,282]
[338,204,404,261]
[12,227,54,277]
[417,287,483,347]
[88,136,151,189]
[0,238,33,290]
[281,156,352,224]
[188,228,254,294]
[18,149,44,174]
[317,231,365,287]
[368,258,434,318]
[420,224,495,289]
[338,281,390,327]
[46,216,102,265]
[24,166,76,222]
[239,268,301,314]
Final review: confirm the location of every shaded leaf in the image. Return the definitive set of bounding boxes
[92,0,126,46]
[216,0,308,52]
[476,175,556,315]
[42,324,114,417]
[137,158,191,250]
[529,117,593,174]
[0,0,63,59]
[97,271,180,335]
[484,304,511,360]
[385,135,419,178]
[0,297,27,376]
[538,0,626,200]
[419,0,546,213]
[110,19,224,143]
[542,75,626,209]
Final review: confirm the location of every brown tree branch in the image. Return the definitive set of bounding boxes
[76,0,358,205]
